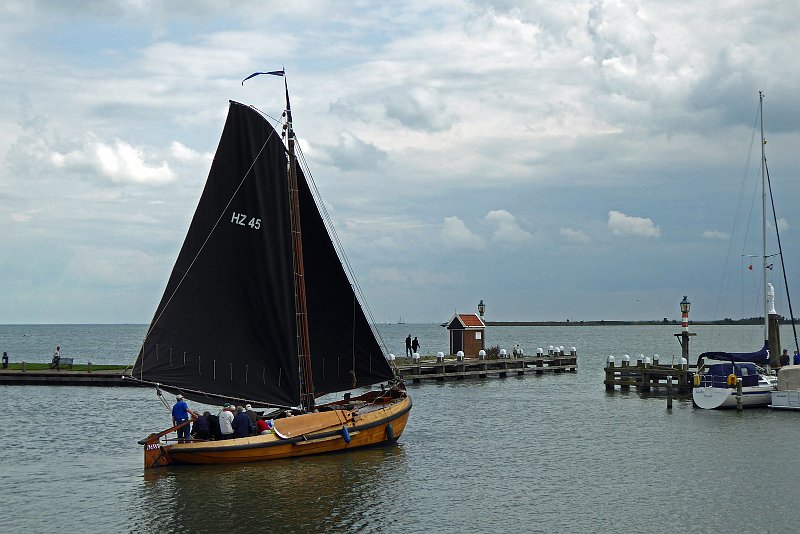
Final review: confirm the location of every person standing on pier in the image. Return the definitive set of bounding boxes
[412,336,420,355]
[406,335,412,357]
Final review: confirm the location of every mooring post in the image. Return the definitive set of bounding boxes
[87,361,92,373]
[667,375,673,410]
[606,355,615,391]
[22,361,26,373]
[736,378,743,411]
[621,354,630,391]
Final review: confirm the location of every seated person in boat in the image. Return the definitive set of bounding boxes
[191,411,212,440]
[207,412,222,440]
[231,406,253,438]
[218,404,235,439]
[245,404,259,435]
[256,418,273,435]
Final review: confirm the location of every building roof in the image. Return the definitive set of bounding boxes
[447,313,485,329]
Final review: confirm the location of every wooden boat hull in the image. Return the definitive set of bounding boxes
[142,391,411,468]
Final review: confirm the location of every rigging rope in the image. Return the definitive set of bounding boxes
[765,159,800,354]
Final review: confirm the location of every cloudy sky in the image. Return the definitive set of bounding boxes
[1,0,799,324]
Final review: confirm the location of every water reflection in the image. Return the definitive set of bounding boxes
[133,445,409,533]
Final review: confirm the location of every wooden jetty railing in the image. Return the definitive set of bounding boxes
[396,351,577,383]
[603,355,693,396]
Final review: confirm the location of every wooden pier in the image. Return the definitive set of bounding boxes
[397,353,577,383]
[603,358,694,396]
[0,368,141,387]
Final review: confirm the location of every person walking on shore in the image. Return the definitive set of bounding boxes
[411,336,420,355]
[50,346,61,370]
[405,335,412,357]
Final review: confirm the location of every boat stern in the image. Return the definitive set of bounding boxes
[140,432,173,469]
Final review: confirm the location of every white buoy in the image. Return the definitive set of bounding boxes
[478,349,486,360]
[457,350,465,361]
[499,348,507,358]
[537,348,543,356]
[607,354,615,366]
[389,353,395,361]
[570,347,577,356]
[436,351,445,362]
[412,352,420,362]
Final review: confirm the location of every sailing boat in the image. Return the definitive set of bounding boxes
[130,72,411,467]
[693,91,779,409]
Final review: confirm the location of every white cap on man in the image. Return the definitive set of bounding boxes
[176,394,183,400]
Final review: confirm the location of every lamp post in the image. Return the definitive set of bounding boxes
[675,295,695,362]
[478,299,485,319]
[680,296,690,333]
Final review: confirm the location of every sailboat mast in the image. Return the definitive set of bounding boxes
[760,90,768,344]
[284,77,315,411]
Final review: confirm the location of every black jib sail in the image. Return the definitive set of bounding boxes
[133,101,394,407]
[297,166,395,395]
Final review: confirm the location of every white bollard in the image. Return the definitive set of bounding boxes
[436,351,445,362]
[456,350,465,362]
[478,350,486,360]
[607,354,615,367]
[499,349,507,359]
[412,352,420,363]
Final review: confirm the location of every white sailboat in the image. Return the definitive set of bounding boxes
[693,92,779,410]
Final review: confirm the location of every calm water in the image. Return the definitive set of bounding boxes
[1,323,799,533]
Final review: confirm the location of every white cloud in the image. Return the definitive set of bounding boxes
[440,216,484,250]
[702,230,729,240]
[560,227,591,243]
[485,210,532,243]
[170,141,211,164]
[608,211,660,238]
[369,266,465,288]
[51,138,176,185]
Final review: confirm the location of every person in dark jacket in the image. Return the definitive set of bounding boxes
[232,406,252,438]
[245,404,259,435]
[411,336,420,354]
[207,413,221,440]
[192,411,211,440]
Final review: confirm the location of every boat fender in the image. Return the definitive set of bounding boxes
[727,373,737,387]
[386,423,395,444]
[341,426,351,444]
[693,374,701,387]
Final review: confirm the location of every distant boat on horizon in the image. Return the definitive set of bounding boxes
[398,316,406,324]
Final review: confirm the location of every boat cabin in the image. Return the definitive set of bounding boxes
[446,313,485,357]
[704,363,761,388]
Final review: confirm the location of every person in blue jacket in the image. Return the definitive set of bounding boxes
[232,406,253,438]
[172,394,195,443]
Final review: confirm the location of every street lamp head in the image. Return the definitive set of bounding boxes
[478,299,485,316]
[680,295,690,314]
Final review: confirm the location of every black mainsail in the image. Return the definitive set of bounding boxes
[132,101,395,407]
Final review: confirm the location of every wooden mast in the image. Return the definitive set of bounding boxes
[284,76,315,411]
